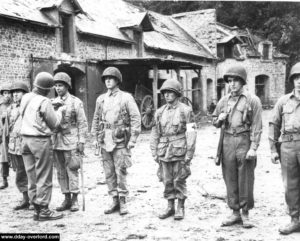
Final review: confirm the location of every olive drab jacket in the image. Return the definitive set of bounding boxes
[213,89,262,151]
[52,93,88,150]
[269,90,300,152]
[0,101,11,163]
[91,88,141,152]
[8,103,22,155]
[150,100,196,162]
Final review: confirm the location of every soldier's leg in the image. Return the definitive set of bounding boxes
[65,150,80,212]
[236,134,255,228]
[221,134,241,226]
[0,161,9,189]
[101,149,119,214]
[279,142,300,234]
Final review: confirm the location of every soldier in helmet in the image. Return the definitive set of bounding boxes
[52,72,88,213]
[269,62,300,234]
[212,65,262,228]
[8,81,31,209]
[20,72,66,221]
[0,84,12,189]
[150,78,197,220]
[91,66,141,215]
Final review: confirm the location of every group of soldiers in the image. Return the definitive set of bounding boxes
[0,63,300,235]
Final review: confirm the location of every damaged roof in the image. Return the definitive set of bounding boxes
[0,0,214,59]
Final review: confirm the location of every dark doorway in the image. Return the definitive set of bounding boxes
[217,78,225,100]
[192,77,201,113]
[255,75,269,105]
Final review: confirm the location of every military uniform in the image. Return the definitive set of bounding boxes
[92,88,141,197]
[0,95,12,189]
[52,92,87,211]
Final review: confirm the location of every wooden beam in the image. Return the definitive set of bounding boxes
[152,65,158,110]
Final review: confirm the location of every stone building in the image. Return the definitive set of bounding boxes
[173,9,288,107]
[0,0,287,128]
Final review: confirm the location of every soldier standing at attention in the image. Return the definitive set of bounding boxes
[20,72,65,221]
[8,81,30,210]
[213,65,262,228]
[269,62,300,235]
[52,72,88,212]
[150,79,197,220]
[91,67,141,215]
[0,84,12,190]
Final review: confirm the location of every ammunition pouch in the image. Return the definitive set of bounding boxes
[281,133,300,142]
[68,151,82,171]
[179,162,191,180]
[157,133,187,159]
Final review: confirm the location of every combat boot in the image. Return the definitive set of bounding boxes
[70,193,79,212]
[33,203,40,221]
[104,196,120,214]
[119,196,128,215]
[241,210,254,228]
[279,217,300,235]
[0,177,8,189]
[56,193,71,211]
[174,199,185,220]
[38,206,63,221]
[14,191,30,210]
[221,210,242,226]
[158,199,175,219]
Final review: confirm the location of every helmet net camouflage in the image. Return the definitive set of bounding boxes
[223,65,247,85]
[289,62,300,82]
[33,72,54,90]
[160,79,182,96]
[101,67,122,83]
[11,81,29,93]
[54,72,72,88]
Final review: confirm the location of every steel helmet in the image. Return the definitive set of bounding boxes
[160,79,182,96]
[54,72,72,89]
[11,81,29,93]
[223,65,247,85]
[33,72,54,90]
[289,62,300,82]
[0,83,12,94]
[101,67,122,83]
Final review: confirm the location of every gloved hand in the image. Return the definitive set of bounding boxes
[246,149,257,161]
[184,158,191,165]
[271,152,280,164]
[127,141,135,149]
[77,143,85,153]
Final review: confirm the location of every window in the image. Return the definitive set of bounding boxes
[263,43,270,60]
[217,44,233,59]
[61,13,74,53]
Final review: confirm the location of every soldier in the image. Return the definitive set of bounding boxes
[20,72,65,221]
[91,67,141,215]
[269,62,300,235]
[8,81,30,210]
[150,79,197,220]
[213,65,262,228]
[0,84,12,189]
[52,72,88,212]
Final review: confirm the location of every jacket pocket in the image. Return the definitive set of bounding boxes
[171,138,187,157]
[157,142,168,157]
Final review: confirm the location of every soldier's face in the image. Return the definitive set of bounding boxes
[293,75,300,90]
[228,76,243,93]
[54,82,68,97]
[2,91,11,103]
[12,90,24,103]
[105,77,118,90]
[164,90,177,104]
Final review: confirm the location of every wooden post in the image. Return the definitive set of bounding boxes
[200,70,207,113]
[152,65,158,110]
[176,68,181,83]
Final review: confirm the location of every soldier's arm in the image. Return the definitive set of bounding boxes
[185,107,197,161]
[125,94,141,144]
[249,96,263,151]
[269,98,283,153]
[212,99,224,128]
[150,112,160,159]
[41,99,63,130]
[76,101,88,144]
[91,98,101,141]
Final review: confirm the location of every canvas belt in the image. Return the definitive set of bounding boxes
[281,133,300,142]
[160,133,186,143]
[103,122,126,130]
[224,127,250,137]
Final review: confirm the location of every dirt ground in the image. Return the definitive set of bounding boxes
[0,110,300,241]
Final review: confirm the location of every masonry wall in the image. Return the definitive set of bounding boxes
[0,17,57,86]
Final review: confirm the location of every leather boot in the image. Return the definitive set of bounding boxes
[33,203,40,221]
[158,199,175,219]
[104,196,120,214]
[70,193,79,212]
[0,177,8,189]
[119,196,128,215]
[56,193,71,211]
[14,191,30,210]
[221,210,242,226]
[38,206,63,221]
[279,217,300,235]
[174,199,185,220]
[241,210,254,228]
